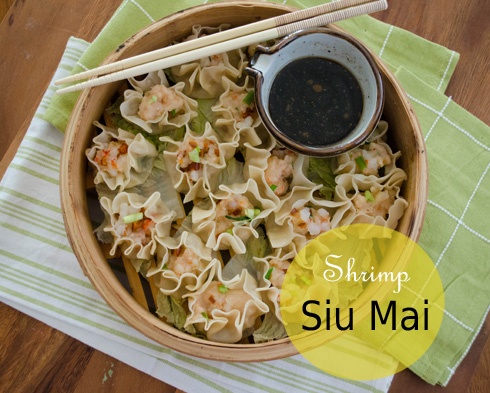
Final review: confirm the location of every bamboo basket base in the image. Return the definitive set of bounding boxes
[61,1,427,362]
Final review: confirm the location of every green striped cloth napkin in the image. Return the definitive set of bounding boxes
[0,0,488,390]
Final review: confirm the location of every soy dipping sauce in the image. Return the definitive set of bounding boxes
[268,57,363,147]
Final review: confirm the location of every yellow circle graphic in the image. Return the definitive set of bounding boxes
[280,224,444,381]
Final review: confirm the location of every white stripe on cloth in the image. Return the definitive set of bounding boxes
[407,93,490,152]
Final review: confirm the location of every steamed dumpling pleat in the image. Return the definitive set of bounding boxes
[121,78,198,134]
[184,264,269,343]
[244,141,317,210]
[161,123,238,202]
[265,188,349,250]
[255,245,297,322]
[149,231,220,298]
[335,168,408,229]
[169,24,247,99]
[336,121,400,177]
[191,178,276,254]
[100,191,176,260]
[212,76,262,146]
[86,123,158,192]
[127,69,170,94]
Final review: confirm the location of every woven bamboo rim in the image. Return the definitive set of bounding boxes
[60,1,428,362]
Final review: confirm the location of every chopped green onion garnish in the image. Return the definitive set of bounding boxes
[225,215,250,221]
[188,146,201,163]
[150,95,158,103]
[122,212,143,224]
[365,190,375,202]
[218,284,229,294]
[245,208,261,220]
[225,228,234,234]
[355,156,367,171]
[242,90,255,105]
[226,208,261,221]
[265,267,274,280]
[170,109,177,117]
[244,209,255,219]
[270,184,278,192]
[202,311,209,320]
[300,275,311,285]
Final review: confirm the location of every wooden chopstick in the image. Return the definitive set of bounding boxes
[55,0,379,86]
[56,0,387,95]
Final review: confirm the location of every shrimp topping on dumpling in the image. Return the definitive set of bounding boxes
[149,231,218,298]
[267,258,291,289]
[264,148,297,196]
[214,194,255,235]
[255,246,297,322]
[290,205,331,237]
[194,281,252,315]
[100,192,175,260]
[348,142,392,176]
[166,246,201,277]
[162,124,237,203]
[138,84,185,122]
[184,266,269,343]
[219,89,256,127]
[115,208,155,246]
[352,187,396,219]
[176,137,220,183]
[204,53,226,67]
[86,124,158,191]
[93,139,129,177]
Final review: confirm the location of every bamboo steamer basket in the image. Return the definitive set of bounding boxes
[60,1,428,362]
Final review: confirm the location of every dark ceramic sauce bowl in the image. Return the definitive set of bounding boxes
[246,27,384,157]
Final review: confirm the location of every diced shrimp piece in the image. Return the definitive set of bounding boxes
[193,281,251,316]
[175,138,220,182]
[350,142,391,176]
[214,194,254,235]
[267,258,291,289]
[220,89,255,123]
[264,148,297,196]
[93,139,129,177]
[166,246,200,276]
[290,206,331,237]
[352,187,396,219]
[138,84,185,122]
[115,209,155,246]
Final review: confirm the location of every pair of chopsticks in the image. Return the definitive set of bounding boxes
[55,0,388,95]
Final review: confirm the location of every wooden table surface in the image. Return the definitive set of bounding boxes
[0,0,489,392]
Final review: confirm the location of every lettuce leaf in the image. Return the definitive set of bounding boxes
[307,157,336,200]
[156,291,197,335]
[172,211,193,239]
[222,227,271,280]
[190,99,217,135]
[127,257,152,276]
[253,313,287,343]
[218,157,245,186]
[105,96,146,135]
[126,155,185,219]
